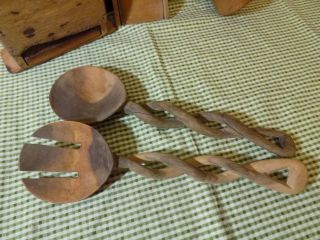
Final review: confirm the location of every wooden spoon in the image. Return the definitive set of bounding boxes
[20,121,308,204]
[49,66,296,157]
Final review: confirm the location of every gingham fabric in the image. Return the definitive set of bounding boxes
[1,0,319,239]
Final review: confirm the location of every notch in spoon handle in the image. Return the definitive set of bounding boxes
[123,101,296,157]
[119,153,308,195]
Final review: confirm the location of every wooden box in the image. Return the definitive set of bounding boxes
[115,0,168,25]
[0,0,168,73]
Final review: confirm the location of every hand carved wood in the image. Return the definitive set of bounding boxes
[121,153,307,195]
[19,121,308,204]
[50,66,296,157]
[124,101,296,157]
[19,121,114,203]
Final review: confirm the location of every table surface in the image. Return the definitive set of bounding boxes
[1,0,319,239]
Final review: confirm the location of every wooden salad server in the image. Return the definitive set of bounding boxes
[20,121,308,204]
[50,66,296,157]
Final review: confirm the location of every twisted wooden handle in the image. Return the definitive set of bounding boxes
[119,153,308,195]
[124,101,296,157]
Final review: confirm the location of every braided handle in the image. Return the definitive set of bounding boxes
[124,101,296,157]
[119,153,308,195]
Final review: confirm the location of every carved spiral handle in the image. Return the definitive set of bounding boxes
[124,101,296,157]
[119,153,308,195]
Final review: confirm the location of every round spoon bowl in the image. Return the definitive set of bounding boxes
[50,66,127,123]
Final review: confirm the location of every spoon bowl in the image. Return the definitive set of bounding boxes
[50,66,127,123]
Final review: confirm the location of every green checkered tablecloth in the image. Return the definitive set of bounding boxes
[1,0,319,239]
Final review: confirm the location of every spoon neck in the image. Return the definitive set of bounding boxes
[123,101,140,115]
[116,156,130,169]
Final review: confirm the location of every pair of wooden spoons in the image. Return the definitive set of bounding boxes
[19,66,308,203]
[50,66,296,157]
[20,121,308,204]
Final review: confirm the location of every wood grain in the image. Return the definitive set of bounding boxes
[117,0,169,24]
[0,0,251,72]
[19,121,114,203]
[19,121,307,203]
[50,66,127,123]
[124,101,296,157]
[24,27,103,66]
[121,153,308,195]
[0,0,114,71]
[50,66,296,157]
[0,48,23,73]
